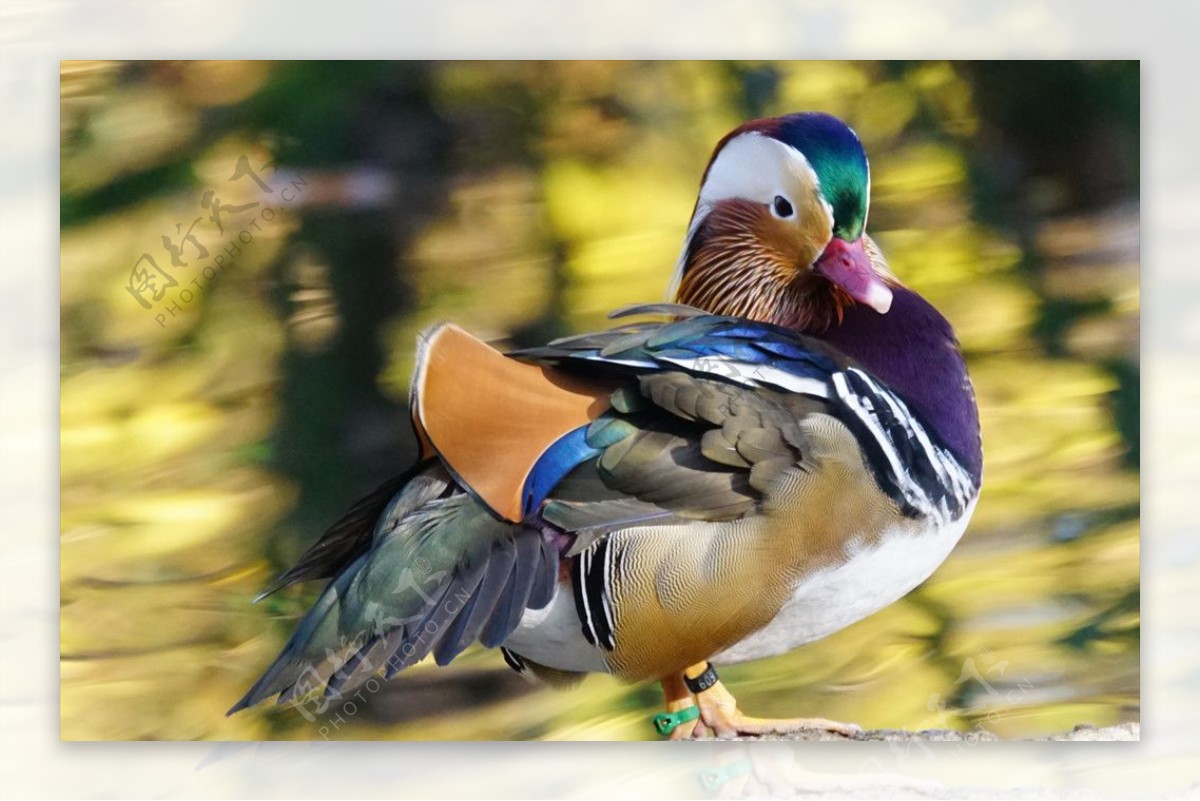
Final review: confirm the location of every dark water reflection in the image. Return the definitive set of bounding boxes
[59,60,1138,740]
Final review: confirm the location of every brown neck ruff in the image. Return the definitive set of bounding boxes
[675,198,849,334]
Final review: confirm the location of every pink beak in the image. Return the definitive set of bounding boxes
[813,237,893,314]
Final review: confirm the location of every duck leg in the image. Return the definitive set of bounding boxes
[662,663,862,740]
[655,672,704,740]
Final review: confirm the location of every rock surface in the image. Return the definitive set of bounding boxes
[736,722,1139,741]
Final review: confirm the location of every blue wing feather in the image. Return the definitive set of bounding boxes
[521,426,603,518]
[513,314,847,398]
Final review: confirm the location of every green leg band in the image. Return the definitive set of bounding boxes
[653,704,700,736]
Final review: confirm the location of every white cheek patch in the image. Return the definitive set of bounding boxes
[698,133,811,206]
[700,134,801,205]
[667,133,832,300]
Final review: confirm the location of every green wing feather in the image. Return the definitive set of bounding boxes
[229,479,555,713]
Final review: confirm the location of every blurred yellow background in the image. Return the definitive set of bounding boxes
[59,60,1139,741]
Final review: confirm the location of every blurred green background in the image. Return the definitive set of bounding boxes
[59,60,1139,741]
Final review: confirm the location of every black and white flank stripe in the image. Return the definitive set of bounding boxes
[571,538,618,651]
[832,367,976,524]
[500,647,528,674]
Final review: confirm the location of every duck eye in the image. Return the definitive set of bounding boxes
[772,195,794,218]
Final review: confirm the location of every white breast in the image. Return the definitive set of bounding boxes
[712,497,977,665]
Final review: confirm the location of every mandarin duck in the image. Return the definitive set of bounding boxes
[230,112,982,739]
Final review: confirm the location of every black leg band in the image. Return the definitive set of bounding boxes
[684,663,719,693]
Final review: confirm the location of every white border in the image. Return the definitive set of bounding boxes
[4,1,1195,797]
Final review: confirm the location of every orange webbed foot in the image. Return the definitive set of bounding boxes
[656,663,862,740]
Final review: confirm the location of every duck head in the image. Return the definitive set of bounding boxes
[670,112,894,331]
